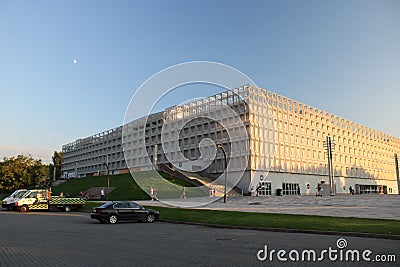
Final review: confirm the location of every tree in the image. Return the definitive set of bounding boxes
[0,155,48,192]
[50,151,63,180]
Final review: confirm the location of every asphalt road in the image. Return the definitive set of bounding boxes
[0,210,398,267]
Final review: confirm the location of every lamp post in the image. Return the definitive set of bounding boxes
[103,155,110,200]
[395,153,399,195]
[324,136,335,196]
[217,144,228,203]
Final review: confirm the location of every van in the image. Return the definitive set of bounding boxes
[1,189,28,210]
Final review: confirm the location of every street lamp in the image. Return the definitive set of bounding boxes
[103,155,110,200]
[217,144,228,203]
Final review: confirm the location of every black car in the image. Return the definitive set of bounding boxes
[90,201,160,224]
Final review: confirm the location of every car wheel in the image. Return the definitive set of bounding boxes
[20,205,28,212]
[6,206,12,211]
[108,214,118,224]
[64,206,71,212]
[146,213,156,223]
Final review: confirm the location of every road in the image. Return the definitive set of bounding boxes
[0,210,398,266]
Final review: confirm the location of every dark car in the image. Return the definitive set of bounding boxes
[90,201,160,224]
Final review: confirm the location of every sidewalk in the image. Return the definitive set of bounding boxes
[137,194,400,220]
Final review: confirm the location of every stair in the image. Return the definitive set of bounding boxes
[158,163,242,197]
[177,170,241,197]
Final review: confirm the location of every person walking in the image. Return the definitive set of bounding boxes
[150,187,154,201]
[349,186,354,195]
[153,187,158,200]
[316,183,322,197]
[100,188,105,200]
[180,187,186,198]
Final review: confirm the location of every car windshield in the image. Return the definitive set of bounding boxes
[15,191,26,198]
[20,191,32,198]
[10,190,20,198]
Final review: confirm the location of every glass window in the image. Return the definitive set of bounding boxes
[114,202,129,209]
[282,183,300,195]
[129,202,141,209]
[258,182,271,196]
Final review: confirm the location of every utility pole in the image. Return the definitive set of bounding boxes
[395,153,399,195]
[324,136,335,196]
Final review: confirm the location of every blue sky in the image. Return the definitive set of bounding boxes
[0,0,399,163]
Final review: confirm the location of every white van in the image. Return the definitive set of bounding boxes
[2,189,28,210]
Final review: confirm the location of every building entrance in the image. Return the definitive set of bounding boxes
[258,182,271,196]
[282,182,300,195]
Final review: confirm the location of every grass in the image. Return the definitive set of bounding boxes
[51,173,150,200]
[146,206,400,236]
[50,171,199,201]
[81,202,400,236]
[157,171,195,187]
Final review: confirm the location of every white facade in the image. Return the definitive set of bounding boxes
[63,85,400,195]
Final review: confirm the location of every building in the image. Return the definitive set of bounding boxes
[62,85,400,195]
[62,126,126,178]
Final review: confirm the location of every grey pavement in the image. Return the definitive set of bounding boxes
[138,194,400,220]
[0,211,398,266]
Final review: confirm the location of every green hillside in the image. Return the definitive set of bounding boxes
[51,171,197,201]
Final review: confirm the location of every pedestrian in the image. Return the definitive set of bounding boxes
[181,187,186,198]
[349,186,354,195]
[150,187,154,201]
[100,187,105,200]
[316,183,322,197]
[256,184,261,196]
[153,187,158,200]
[251,185,256,197]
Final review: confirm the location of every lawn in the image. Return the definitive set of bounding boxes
[149,206,400,236]
[81,202,400,236]
[50,171,199,201]
[51,173,150,200]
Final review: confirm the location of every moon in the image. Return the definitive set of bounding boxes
[73,58,78,64]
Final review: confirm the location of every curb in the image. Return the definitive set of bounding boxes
[159,219,400,240]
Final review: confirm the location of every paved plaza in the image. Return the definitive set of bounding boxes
[1,212,398,266]
[138,194,400,220]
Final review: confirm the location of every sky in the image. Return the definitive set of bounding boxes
[0,0,399,163]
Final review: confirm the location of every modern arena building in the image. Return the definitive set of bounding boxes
[61,85,400,196]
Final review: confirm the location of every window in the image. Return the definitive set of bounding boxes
[282,183,300,195]
[114,202,129,209]
[128,202,141,209]
[258,182,272,196]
